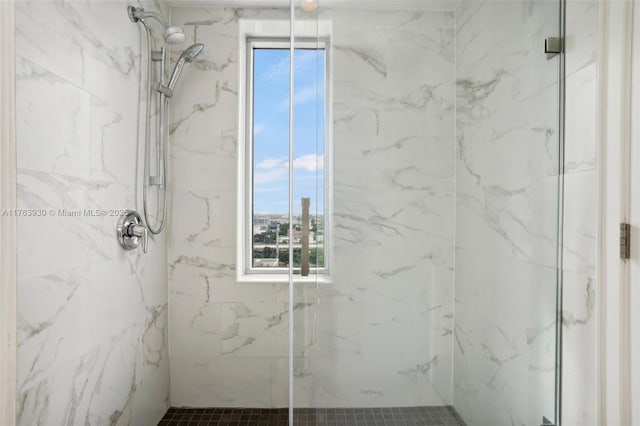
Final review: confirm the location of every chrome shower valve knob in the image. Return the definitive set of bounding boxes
[117,210,149,254]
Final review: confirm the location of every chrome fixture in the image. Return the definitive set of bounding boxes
[544,37,562,60]
[128,6,204,235]
[301,198,310,276]
[158,43,204,98]
[621,223,631,260]
[127,6,186,45]
[117,211,148,253]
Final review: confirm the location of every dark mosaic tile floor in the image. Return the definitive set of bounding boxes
[158,406,466,426]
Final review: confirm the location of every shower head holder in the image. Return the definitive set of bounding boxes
[127,6,186,45]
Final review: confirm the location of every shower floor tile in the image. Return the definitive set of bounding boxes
[158,406,466,425]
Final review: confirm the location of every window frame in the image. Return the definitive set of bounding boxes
[238,34,333,283]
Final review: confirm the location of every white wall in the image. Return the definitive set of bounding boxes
[7,0,599,421]
[561,0,599,424]
[453,1,561,424]
[452,1,600,425]
[14,1,169,424]
[167,5,456,408]
[0,1,17,424]
[163,0,598,420]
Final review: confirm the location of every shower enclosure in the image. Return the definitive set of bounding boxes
[290,2,562,425]
[168,0,564,425]
[12,0,566,424]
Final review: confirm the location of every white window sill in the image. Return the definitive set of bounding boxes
[237,274,333,284]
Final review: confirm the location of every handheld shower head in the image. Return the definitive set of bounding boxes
[165,43,205,95]
[181,43,205,63]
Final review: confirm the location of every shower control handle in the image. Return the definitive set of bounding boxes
[117,210,149,254]
[129,224,148,254]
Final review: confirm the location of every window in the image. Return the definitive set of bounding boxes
[238,31,332,282]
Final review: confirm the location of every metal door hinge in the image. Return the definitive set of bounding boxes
[544,37,562,60]
[621,223,631,260]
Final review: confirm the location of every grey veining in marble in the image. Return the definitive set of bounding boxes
[168,5,455,409]
[13,0,595,423]
[561,1,599,425]
[16,1,170,424]
[453,1,563,425]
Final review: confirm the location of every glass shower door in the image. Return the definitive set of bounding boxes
[291,0,460,418]
[290,0,563,425]
[453,1,563,424]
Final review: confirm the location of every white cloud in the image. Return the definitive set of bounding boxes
[254,185,288,194]
[264,56,290,81]
[254,155,323,184]
[278,84,321,109]
[293,154,324,171]
[256,157,287,170]
[253,123,266,136]
[254,168,287,185]
[296,50,322,71]
[263,50,321,82]
[294,85,320,106]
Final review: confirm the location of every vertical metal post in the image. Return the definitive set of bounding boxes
[276,223,280,263]
[288,1,295,424]
[621,223,632,260]
[555,0,567,423]
[301,198,310,276]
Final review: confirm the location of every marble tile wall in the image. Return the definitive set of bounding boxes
[453,1,561,425]
[168,7,290,408]
[15,1,169,424]
[562,1,598,425]
[10,0,596,421]
[168,0,597,419]
[167,6,456,408]
[292,8,456,408]
[453,1,599,425]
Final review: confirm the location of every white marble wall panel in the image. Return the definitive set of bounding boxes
[564,64,597,174]
[561,270,596,426]
[169,1,596,415]
[453,249,557,426]
[286,354,448,408]
[454,0,600,424]
[18,325,142,425]
[171,357,274,408]
[16,58,92,179]
[304,8,455,404]
[168,6,456,408]
[565,0,599,77]
[454,0,560,424]
[15,1,169,424]
[561,1,598,424]
[563,170,597,276]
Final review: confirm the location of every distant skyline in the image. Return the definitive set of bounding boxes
[252,48,325,215]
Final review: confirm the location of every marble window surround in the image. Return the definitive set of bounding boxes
[169,4,456,410]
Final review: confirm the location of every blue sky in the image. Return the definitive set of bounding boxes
[252,48,325,215]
